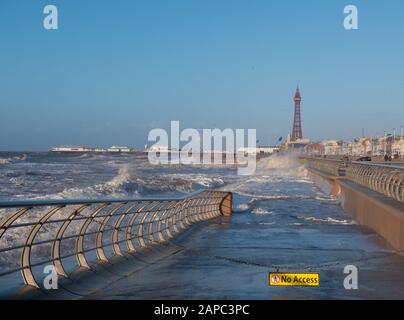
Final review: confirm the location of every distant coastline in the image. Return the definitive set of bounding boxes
[50,145,137,153]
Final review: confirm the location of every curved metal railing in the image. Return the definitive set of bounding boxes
[304,157,347,176]
[304,157,404,204]
[0,190,232,289]
[346,162,404,204]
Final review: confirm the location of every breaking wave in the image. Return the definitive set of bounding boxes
[0,154,27,164]
[19,164,227,201]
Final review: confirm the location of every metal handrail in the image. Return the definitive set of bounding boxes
[351,161,404,170]
[303,157,404,204]
[0,190,232,288]
[304,157,347,176]
[0,201,213,254]
[345,162,404,204]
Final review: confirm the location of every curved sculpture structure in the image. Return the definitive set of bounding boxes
[0,190,232,289]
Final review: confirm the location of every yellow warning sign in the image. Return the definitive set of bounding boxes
[269,273,320,286]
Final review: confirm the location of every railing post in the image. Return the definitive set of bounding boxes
[219,193,232,216]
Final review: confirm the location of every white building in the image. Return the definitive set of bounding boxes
[377,135,393,156]
[392,137,404,159]
[320,140,340,155]
[349,137,373,156]
[370,138,382,156]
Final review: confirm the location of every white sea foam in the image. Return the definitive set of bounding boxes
[15,162,226,201]
[298,216,357,225]
[166,173,225,188]
[294,179,313,184]
[251,208,273,215]
[315,195,339,202]
[263,154,306,173]
[233,203,251,212]
[235,191,312,201]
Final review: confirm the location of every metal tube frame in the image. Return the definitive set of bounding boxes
[0,190,232,288]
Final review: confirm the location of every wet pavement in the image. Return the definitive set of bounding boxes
[85,195,404,300]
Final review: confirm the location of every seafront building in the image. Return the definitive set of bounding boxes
[305,135,404,159]
[392,137,404,158]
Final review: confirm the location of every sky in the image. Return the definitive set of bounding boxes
[0,0,403,151]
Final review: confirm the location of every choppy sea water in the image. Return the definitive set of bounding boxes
[1,152,404,298]
[0,151,339,203]
[0,152,228,200]
[0,152,349,231]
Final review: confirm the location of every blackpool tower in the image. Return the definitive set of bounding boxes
[291,86,303,141]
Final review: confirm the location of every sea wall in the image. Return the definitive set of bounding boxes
[307,167,404,251]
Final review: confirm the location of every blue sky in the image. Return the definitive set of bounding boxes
[0,0,403,150]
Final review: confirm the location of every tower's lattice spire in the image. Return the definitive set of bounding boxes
[291,86,303,140]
